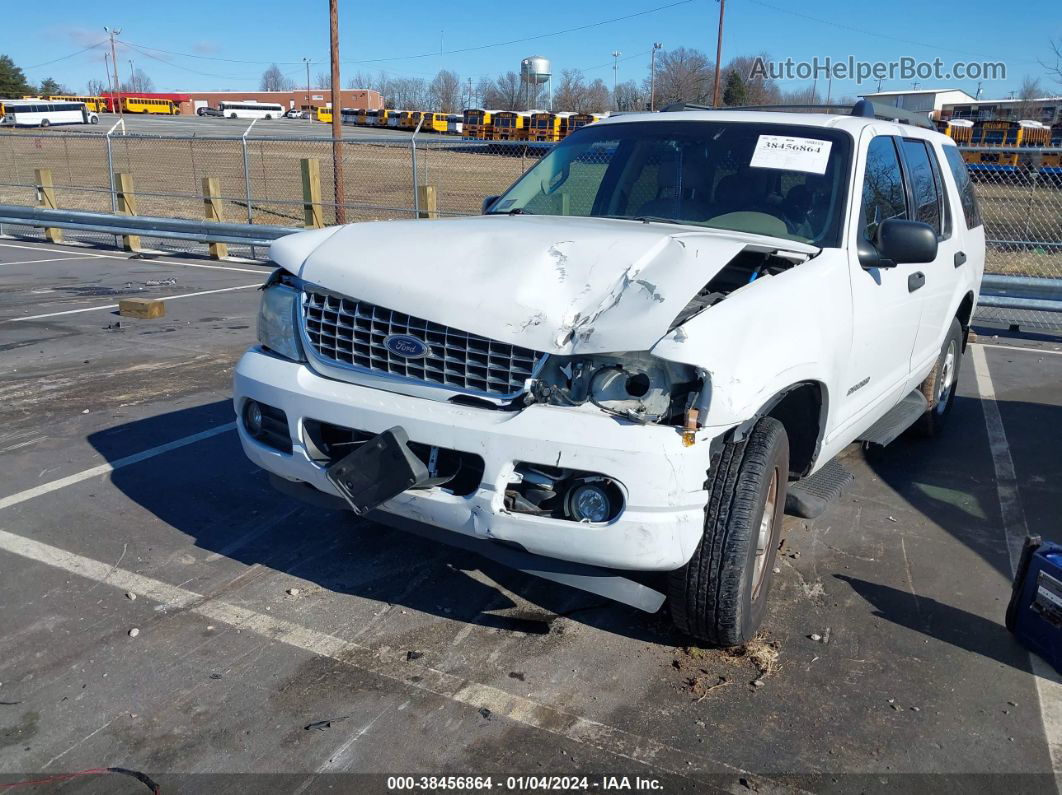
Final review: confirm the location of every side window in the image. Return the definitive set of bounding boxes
[900,139,942,235]
[861,136,907,241]
[943,146,983,229]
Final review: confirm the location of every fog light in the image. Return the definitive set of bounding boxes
[244,400,264,435]
[566,483,611,523]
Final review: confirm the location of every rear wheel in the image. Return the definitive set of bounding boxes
[914,317,963,436]
[39,119,49,128]
[668,417,789,646]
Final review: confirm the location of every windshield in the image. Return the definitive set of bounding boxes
[490,120,853,247]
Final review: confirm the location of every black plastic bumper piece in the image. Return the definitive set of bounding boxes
[268,473,667,614]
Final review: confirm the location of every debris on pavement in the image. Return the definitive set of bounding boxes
[304,716,350,731]
[128,628,140,638]
[125,592,136,601]
[478,707,492,720]
[406,650,423,661]
[286,587,300,596]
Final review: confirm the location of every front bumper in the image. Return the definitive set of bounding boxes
[233,347,720,571]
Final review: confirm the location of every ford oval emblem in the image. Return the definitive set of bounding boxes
[383,334,430,359]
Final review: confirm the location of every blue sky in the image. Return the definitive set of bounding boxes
[7,0,1057,101]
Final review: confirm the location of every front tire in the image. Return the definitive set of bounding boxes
[39,119,49,128]
[669,417,789,646]
[914,317,963,436]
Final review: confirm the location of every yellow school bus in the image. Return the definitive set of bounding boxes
[1040,123,1062,176]
[462,109,496,139]
[940,118,973,145]
[315,106,332,123]
[397,111,420,130]
[567,112,606,134]
[491,111,531,140]
[122,96,179,115]
[419,112,448,133]
[529,111,573,142]
[49,95,107,113]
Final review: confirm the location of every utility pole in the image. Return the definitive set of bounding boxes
[467,77,473,109]
[611,51,621,109]
[103,52,113,97]
[876,76,883,93]
[303,57,311,123]
[712,0,725,108]
[128,60,135,93]
[104,26,123,118]
[329,0,346,224]
[650,42,662,111]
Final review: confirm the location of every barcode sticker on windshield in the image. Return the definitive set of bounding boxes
[750,135,832,174]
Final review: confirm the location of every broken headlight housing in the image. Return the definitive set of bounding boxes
[531,352,704,426]
[257,270,305,362]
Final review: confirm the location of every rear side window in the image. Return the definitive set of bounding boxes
[861,136,908,240]
[901,139,942,235]
[943,146,982,229]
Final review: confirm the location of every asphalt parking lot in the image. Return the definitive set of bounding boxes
[0,237,1059,794]
[35,112,448,140]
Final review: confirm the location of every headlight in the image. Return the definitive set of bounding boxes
[533,352,700,425]
[257,278,304,362]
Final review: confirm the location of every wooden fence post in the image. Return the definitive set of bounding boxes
[34,168,62,244]
[113,172,141,252]
[301,158,323,229]
[201,176,228,259]
[416,185,438,220]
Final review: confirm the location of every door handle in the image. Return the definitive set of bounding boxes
[954,251,967,268]
[908,271,926,292]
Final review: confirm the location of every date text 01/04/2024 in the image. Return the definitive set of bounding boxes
[385,775,663,790]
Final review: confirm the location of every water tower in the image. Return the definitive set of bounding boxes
[520,56,552,111]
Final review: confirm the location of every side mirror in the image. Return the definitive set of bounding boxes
[482,195,501,214]
[859,218,938,269]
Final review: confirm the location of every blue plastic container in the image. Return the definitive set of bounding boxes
[1006,537,1062,674]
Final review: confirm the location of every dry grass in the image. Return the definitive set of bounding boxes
[673,632,783,701]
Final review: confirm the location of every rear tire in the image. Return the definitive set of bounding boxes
[914,317,963,436]
[668,417,789,646]
[39,119,49,128]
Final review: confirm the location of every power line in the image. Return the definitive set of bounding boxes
[343,0,694,65]
[120,41,260,81]
[22,40,107,71]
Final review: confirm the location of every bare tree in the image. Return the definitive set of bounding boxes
[553,69,587,112]
[1042,38,1062,86]
[487,71,522,110]
[86,78,107,96]
[260,63,292,92]
[584,79,611,113]
[654,47,714,106]
[728,54,780,105]
[431,69,461,113]
[1014,75,1045,121]
[387,77,430,109]
[613,80,645,111]
[473,77,494,108]
[779,85,821,105]
[315,71,331,89]
[121,69,154,94]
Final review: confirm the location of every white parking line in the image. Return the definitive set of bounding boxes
[973,342,1062,357]
[971,345,1062,780]
[0,256,84,266]
[0,527,743,786]
[3,284,261,323]
[0,241,268,274]
[0,422,235,512]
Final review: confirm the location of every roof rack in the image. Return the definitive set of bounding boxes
[660,99,934,130]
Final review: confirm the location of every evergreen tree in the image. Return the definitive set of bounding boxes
[0,55,34,98]
[723,70,748,107]
[38,77,64,97]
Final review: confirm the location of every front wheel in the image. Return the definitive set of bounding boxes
[264,114,272,120]
[913,317,963,436]
[668,417,789,646]
[39,119,49,128]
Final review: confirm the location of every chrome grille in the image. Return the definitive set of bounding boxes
[302,290,544,397]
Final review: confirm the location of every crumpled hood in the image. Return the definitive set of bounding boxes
[270,214,816,355]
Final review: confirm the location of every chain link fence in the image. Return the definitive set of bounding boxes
[0,127,1058,328]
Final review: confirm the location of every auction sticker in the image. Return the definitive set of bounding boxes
[750,135,832,174]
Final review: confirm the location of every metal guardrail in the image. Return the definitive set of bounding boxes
[979,274,1062,314]
[0,204,297,247]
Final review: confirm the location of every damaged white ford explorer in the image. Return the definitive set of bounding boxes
[234,102,984,645]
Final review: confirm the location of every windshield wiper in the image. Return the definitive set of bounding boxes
[489,207,534,215]
[602,214,690,226]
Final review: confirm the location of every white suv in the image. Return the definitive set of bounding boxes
[234,102,984,645]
